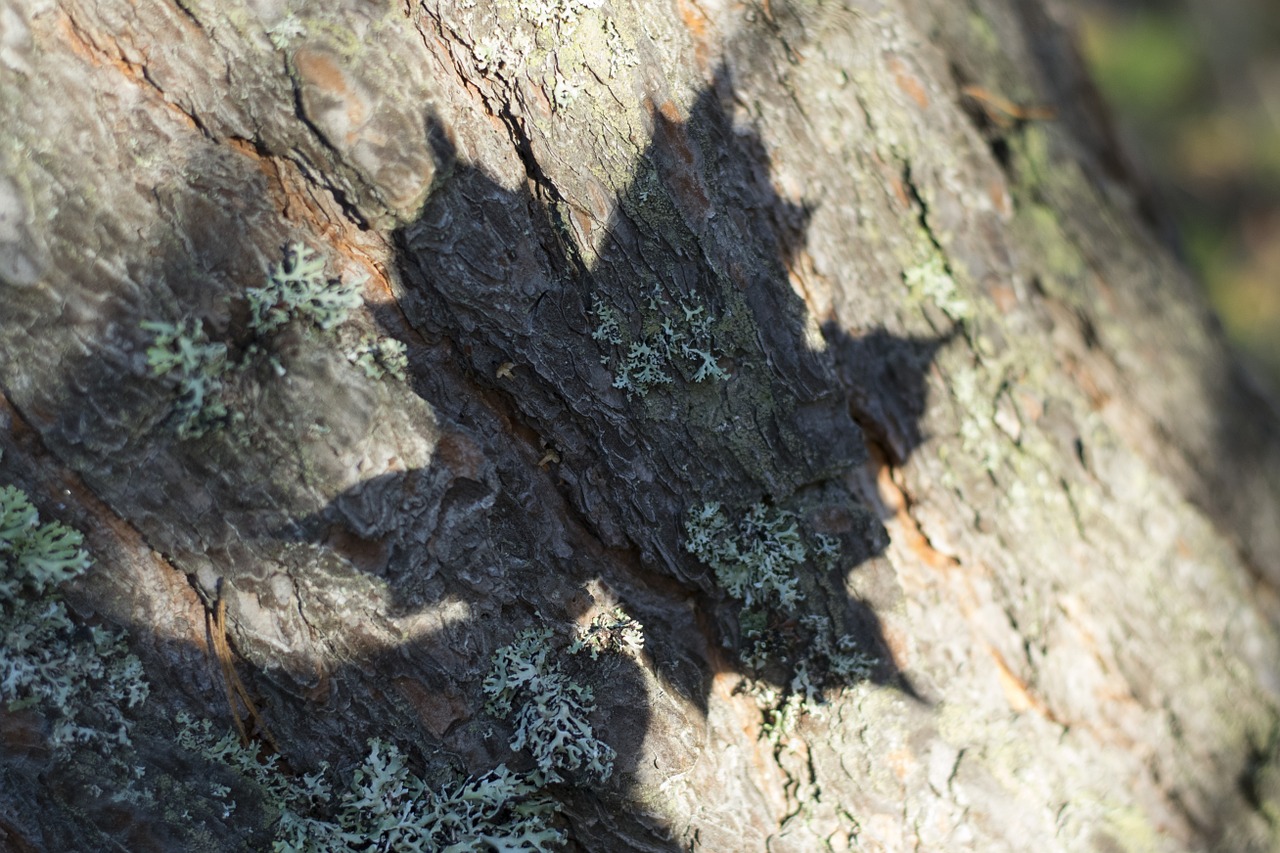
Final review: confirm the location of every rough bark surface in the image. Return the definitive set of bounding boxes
[2,0,1280,850]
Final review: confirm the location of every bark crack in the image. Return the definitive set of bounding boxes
[283,74,370,231]
[57,7,214,142]
[867,441,961,574]
[899,163,946,266]
[414,5,588,282]
[164,0,206,30]
[494,100,590,283]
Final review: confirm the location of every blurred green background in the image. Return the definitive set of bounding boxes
[1074,0,1280,393]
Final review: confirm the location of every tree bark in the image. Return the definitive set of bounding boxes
[2,0,1280,850]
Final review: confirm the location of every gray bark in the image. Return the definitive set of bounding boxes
[2,0,1280,850]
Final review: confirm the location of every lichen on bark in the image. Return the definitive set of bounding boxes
[0,0,1279,850]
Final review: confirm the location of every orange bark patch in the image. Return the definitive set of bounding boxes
[880,621,911,671]
[877,464,958,573]
[988,644,1061,723]
[1014,390,1044,424]
[988,178,1012,218]
[394,677,468,738]
[293,48,369,145]
[209,591,278,750]
[648,98,711,223]
[223,137,393,303]
[784,247,830,321]
[989,282,1018,314]
[887,55,929,109]
[875,451,1067,724]
[293,49,352,100]
[961,85,1056,127]
[657,98,682,125]
[1060,353,1110,411]
[886,746,916,782]
[888,171,912,211]
[675,0,714,74]
[54,10,201,132]
[572,206,594,247]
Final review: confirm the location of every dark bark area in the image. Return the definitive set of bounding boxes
[2,0,1280,850]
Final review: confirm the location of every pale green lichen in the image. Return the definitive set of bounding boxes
[552,76,583,110]
[344,332,409,381]
[568,606,644,660]
[812,533,842,573]
[516,0,601,29]
[175,713,308,819]
[473,34,519,79]
[591,290,730,399]
[0,484,149,748]
[589,295,623,346]
[602,18,637,78]
[739,610,876,698]
[790,615,877,702]
[612,340,673,394]
[176,714,564,852]
[144,243,407,437]
[485,628,616,785]
[141,318,230,438]
[736,608,774,672]
[265,13,306,50]
[381,762,562,852]
[247,243,364,335]
[743,612,878,746]
[685,502,878,743]
[951,365,1005,473]
[760,690,807,746]
[905,255,971,321]
[684,502,806,609]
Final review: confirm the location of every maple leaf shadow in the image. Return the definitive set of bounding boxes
[6,21,1276,852]
[268,63,950,845]
[0,56,951,849]
[0,52,947,850]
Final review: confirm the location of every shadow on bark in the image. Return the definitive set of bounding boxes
[279,66,947,846]
[1,65,950,850]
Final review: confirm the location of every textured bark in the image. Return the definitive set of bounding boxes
[2,0,1280,850]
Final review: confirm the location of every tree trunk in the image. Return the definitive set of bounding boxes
[3,0,1280,850]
